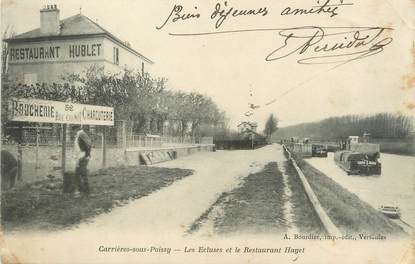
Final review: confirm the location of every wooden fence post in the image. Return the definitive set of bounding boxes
[16,124,23,181]
[35,127,40,176]
[17,144,23,181]
[122,120,127,161]
[102,127,107,168]
[61,124,67,176]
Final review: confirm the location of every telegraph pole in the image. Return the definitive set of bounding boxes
[249,86,255,150]
[242,86,259,150]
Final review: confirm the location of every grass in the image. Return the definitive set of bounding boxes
[189,161,326,235]
[378,141,414,156]
[1,166,193,231]
[213,162,286,234]
[189,162,289,235]
[283,160,325,234]
[291,154,406,236]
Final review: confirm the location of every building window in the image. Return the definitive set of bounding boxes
[113,47,119,65]
[24,73,37,85]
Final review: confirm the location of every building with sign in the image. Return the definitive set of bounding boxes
[5,4,153,85]
[237,121,258,135]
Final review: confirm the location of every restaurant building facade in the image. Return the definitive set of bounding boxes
[5,4,153,85]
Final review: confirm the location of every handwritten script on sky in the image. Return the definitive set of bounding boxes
[156,0,393,67]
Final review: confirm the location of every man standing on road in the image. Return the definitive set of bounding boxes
[72,125,92,197]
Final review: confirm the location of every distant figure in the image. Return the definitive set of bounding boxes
[1,150,17,190]
[72,126,92,196]
[341,141,347,150]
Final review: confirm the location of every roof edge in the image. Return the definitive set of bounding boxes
[81,15,154,64]
[5,34,154,64]
[4,14,154,65]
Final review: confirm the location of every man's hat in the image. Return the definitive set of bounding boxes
[71,124,82,131]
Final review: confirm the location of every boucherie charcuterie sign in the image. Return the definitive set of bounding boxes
[8,98,114,126]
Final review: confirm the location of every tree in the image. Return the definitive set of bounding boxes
[272,113,414,141]
[264,113,278,141]
[160,91,226,138]
[2,63,230,139]
[63,65,167,134]
[1,65,168,136]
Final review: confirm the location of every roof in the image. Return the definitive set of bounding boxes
[240,129,265,139]
[6,13,153,64]
[237,121,258,127]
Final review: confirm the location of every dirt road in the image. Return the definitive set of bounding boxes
[3,145,411,264]
[3,145,287,263]
[86,145,283,235]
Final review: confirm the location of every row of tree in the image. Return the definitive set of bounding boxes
[272,113,414,140]
[2,65,228,138]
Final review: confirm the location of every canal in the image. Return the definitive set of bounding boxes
[307,152,415,228]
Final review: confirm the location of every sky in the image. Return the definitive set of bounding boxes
[1,0,414,130]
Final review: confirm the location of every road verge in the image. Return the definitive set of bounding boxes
[1,166,193,231]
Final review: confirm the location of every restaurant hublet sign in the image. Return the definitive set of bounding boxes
[8,42,102,62]
[8,98,114,126]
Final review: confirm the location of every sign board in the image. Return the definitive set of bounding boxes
[8,98,114,126]
[8,39,103,63]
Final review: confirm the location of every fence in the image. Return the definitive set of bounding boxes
[2,122,213,149]
[2,123,121,147]
[282,142,313,157]
[283,144,342,237]
[213,137,267,150]
[1,120,215,183]
[126,135,213,148]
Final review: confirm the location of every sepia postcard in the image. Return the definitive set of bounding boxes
[0,0,414,263]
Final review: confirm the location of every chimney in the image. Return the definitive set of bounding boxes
[40,4,60,35]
